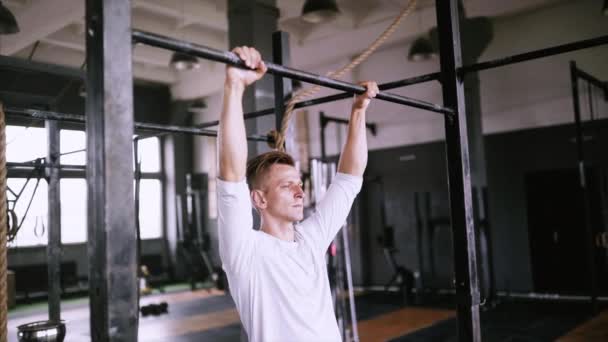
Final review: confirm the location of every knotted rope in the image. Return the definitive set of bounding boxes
[270,0,418,150]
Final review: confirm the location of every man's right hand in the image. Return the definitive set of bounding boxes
[226,46,268,88]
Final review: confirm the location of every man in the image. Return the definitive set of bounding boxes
[217,46,378,342]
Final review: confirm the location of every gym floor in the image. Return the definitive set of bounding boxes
[7,288,608,341]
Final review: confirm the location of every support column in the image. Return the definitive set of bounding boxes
[85,1,138,341]
[436,0,481,341]
[46,119,61,322]
[272,31,294,153]
[228,0,279,157]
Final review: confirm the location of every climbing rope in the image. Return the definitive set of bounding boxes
[270,0,419,150]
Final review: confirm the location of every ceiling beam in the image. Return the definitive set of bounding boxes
[132,0,227,33]
[41,29,171,68]
[0,0,84,55]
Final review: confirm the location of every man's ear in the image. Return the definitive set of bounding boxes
[251,189,267,210]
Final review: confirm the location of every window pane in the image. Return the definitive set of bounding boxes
[60,179,87,244]
[60,130,86,165]
[6,126,46,162]
[136,137,160,172]
[7,178,48,247]
[138,179,162,239]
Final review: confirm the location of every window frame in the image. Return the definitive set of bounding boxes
[6,125,165,246]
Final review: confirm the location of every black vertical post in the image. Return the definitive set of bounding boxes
[436,1,481,341]
[86,0,138,341]
[46,119,61,322]
[320,111,327,161]
[570,61,598,311]
[272,31,291,147]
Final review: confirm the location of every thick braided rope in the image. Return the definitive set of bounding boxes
[0,103,7,342]
[271,0,418,150]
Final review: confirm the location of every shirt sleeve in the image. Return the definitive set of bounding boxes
[216,178,257,276]
[299,172,363,254]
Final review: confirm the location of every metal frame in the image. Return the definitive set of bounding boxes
[4,0,605,339]
[569,61,608,311]
[3,107,271,142]
[196,72,441,128]
[435,2,480,340]
[319,111,377,162]
[124,2,608,340]
[132,30,454,116]
[85,1,138,340]
[46,119,61,322]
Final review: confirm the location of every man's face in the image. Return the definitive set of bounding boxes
[256,163,304,222]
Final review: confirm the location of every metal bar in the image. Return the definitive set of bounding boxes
[570,61,598,311]
[378,72,441,89]
[461,35,608,74]
[0,55,83,79]
[196,72,439,129]
[7,161,86,171]
[132,30,453,116]
[320,113,377,136]
[320,112,327,161]
[46,119,61,322]
[436,1,481,341]
[574,67,608,93]
[3,107,271,142]
[342,222,359,342]
[86,1,138,340]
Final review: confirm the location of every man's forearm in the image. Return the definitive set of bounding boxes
[337,108,368,176]
[218,82,247,181]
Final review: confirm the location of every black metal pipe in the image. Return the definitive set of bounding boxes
[7,161,86,171]
[273,31,289,146]
[4,107,271,142]
[570,61,598,311]
[436,0,481,340]
[196,72,441,129]
[574,67,608,100]
[320,112,377,136]
[460,35,608,74]
[132,30,453,116]
[320,112,327,161]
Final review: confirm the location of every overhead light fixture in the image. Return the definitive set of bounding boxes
[603,0,608,16]
[0,1,19,34]
[170,51,200,71]
[407,37,436,62]
[301,0,340,24]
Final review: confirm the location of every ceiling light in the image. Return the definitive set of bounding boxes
[301,0,340,24]
[407,37,436,62]
[0,1,19,34]
[170,51,200,71]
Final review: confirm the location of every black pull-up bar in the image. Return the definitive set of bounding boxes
[131,30,454,116]
[196,72,441,129]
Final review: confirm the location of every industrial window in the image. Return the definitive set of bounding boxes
[6,126,164,247]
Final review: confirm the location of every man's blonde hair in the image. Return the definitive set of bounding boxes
[246,151,295,189]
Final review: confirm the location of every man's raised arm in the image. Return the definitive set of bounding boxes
[337,81,378,176]
[218,47,267,181]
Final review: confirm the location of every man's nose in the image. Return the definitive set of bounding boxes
[293,185,304,197]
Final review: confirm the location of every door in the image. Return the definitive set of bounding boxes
[525,168,606,295]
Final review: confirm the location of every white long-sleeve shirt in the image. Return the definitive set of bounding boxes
[217,172,362,342]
